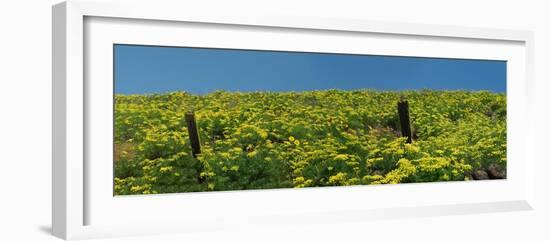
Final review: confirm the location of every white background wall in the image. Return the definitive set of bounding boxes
[1,0,548,240]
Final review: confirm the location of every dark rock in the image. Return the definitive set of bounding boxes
[486,164,506,179]
[472,170,489,180]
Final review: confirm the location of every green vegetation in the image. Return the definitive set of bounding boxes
[114,89,506,195]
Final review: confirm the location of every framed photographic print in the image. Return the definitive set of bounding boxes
[52,0,535,240]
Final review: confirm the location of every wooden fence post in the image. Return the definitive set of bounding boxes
[397,97,412,144]
[185,111,201,157]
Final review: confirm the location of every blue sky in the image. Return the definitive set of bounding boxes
[114,44,506,94]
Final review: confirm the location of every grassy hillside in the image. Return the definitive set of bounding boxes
[113,89,506,195]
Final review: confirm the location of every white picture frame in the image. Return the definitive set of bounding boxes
[52,0,535,240]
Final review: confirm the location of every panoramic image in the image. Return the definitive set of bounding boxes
[113,44,506,195]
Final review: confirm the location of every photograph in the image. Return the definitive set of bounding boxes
[113,44,507,195]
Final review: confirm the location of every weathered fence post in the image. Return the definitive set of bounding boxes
[185,111,201,157]
[397,97,412,144]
